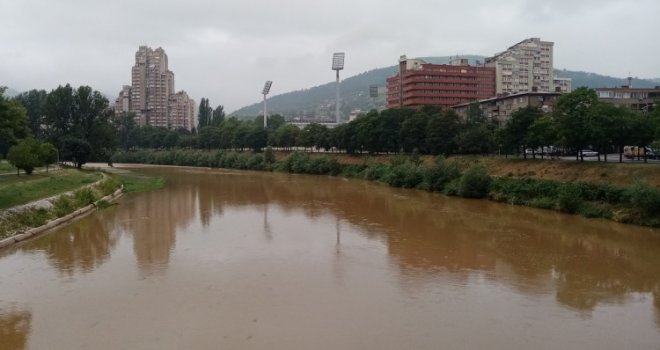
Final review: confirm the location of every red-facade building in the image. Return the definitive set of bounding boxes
[386,56,496,109]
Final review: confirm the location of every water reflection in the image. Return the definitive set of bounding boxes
[0,307,31,350]
[25,211,120,275]
[147,168,660,314]
[1,166,659,348]
[115,182,197,273]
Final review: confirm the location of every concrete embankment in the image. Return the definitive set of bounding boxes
[0,186,123,249]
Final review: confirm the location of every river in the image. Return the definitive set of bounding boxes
[1,166,659,349]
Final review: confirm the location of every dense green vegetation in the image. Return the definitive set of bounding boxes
[0,169,102,209]
[111,148,660,227]
[112,88,660,164]
[1,85,116,169]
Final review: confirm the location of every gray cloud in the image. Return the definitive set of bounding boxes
[1,0,658,112]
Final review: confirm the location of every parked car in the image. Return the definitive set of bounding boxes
[624,146,657,159]
[579,149,598,157]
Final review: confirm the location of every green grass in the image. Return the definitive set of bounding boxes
[118,173,165,193]
[0,169,102,209]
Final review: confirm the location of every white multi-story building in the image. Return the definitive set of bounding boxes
[485,38,555,95]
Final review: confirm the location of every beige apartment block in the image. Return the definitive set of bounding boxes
[114,46,194,130]
[485,38,555,95]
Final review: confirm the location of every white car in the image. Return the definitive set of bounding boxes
[579,149,598,157]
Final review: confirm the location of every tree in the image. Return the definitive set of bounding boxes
[198,126,221,149]
[61,137,92,169]
[14,89,48,139]
[245,125,268,152]
[503,106,543,158]
[400,113,429,153]
[426,110,460,155]
[197,98,212,128]
[0,88,29,157]
[43,85,116,167]
[554,87,599,161]
[211,105,225,126]
[162,131,180,149]
[38,142,58,172]
[115,112,138,151]
[7,138,42,175]
[526,115,557,160]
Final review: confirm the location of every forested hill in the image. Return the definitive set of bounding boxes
[227,56,658,118]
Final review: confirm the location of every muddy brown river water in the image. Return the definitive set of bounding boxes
[1,166,660,349]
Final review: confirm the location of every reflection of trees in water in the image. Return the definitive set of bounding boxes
[116,181,197,274]
[169,168,660,314]
[0,307,31,350]
[22,210,120,275]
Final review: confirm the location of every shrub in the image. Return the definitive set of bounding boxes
[424,157,461,192]
[99,176,122,195]
[626,181,660,217]
[558,184,581,213]
[52,195,75,217]
[457,165,491,198]
[73,188,97,206]
[247,154,265,170]
[528,197,556,210]
[443,178,460,196]
[264,146,276,164]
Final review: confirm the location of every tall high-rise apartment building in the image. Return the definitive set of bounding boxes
[485,38,555,95]
[115,46,195,130]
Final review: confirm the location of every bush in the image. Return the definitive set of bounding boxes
[558,184,581,213]
[381,163,424,188]
[443,178,460,196]
[361,164,387,181]
[73,188,97,206]
[424,156,460,192]
[52,195,75,217]
[7,138,43,174]
[99,176,122,195]
[627,181,660,217]
[529,197,556,210]
[264,146,276,164]
[247,154,265,170]
[457,165,492,198]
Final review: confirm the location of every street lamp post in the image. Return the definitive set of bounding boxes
[332,52,345,124]
[262,81,272,129]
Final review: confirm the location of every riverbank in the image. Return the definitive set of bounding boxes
[0,170,128,245]
[110,149,660,227]
[0,168,102,209]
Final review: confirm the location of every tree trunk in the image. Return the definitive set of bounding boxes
[619,145,623,163]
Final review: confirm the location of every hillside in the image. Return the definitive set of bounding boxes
[230,56,659,118]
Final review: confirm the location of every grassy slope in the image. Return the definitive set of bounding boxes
[293,152,660,188]
[0,169,102,209]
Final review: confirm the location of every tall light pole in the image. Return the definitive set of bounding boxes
[332,52,345,124]
[262,80,272,128]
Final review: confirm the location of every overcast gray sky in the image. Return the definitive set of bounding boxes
[1,0,659,112]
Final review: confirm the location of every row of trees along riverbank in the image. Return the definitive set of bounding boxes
[111,149,660,228]
[3,85,660,171]
[114,88,660,163]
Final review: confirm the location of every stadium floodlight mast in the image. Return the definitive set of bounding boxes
[332,52,345,124]
[262,80,272,128]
